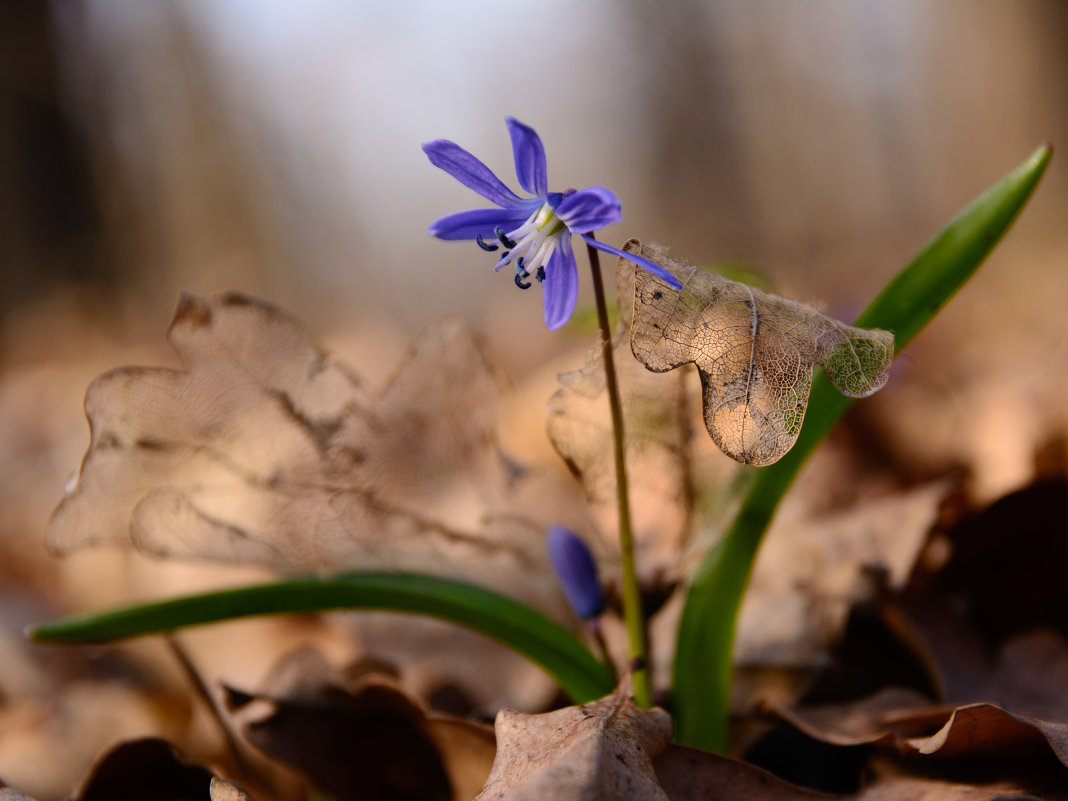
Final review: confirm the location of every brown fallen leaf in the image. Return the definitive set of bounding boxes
[657,738,1062,801]
[916,477,1068,646]
[48,293,583,615]
[624,240,894,466]
[982,630,1068,721]
[74,738,216,801]
[653,744,831,801]
[0,668,197,801]
[224,647,491,801]
[209,777,255,801]
[904,703,1068,767]
[655,733,1051,801]
[895,479,1068,707]
[474,679,673,801]
[758,691,1068,797]
[424,715,497,801]
[852,755,1055,801]
[734,481,949,696]
[760,687,934,749]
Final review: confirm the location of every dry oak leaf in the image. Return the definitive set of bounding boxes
[48,292,571,612]
[762,694,1068,795]
[759,687,935,749]
[652,744,837,801]
[73,738,217,801]
[903,703,1068,767]
[224,647,492,801]
[474,679,673,801]
[209,778,255,801]
[624,240,894,466]
[654,740,1051,801]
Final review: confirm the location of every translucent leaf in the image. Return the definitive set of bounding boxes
[48,292,584,613]
[546,261,693,579]
[625,240,894,466]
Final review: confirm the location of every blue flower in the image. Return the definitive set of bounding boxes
[423,117,682,330]
[546,525,606,620]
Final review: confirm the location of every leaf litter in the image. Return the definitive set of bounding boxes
[38,290,602,758]
[48,292,588,617]
[222,647,494,801]
[13,278,1068,799]
[741,475,1068,797]
[474,677,673,801]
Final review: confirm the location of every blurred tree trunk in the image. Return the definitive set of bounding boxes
[0,0,117,322]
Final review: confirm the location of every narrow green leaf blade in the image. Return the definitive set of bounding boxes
[27,571,616,703]
[674,144,1052,752]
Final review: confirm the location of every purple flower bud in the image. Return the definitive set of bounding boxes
[547,525,606,620]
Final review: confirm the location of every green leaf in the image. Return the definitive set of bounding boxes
[673,144,1052,752]
[27,570,616,703]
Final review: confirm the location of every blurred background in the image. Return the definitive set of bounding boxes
[3,1,1065,347]
[1,1,1066,795]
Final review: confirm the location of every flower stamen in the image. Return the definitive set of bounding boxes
[514,258,532,289]
[476,234,499,252]
[495,226,517,249]
[484,201,571,292]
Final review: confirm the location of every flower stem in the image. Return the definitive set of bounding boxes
[585,236,651,707]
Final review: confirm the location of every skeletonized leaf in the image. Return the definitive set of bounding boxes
[625,240,894,466]
[49,293,581,613]
[474,679,673,801]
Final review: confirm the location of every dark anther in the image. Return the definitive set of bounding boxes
[535,265,546,283]
[476,234,499,252]
[495,226,517,249]
[515,259,532,289]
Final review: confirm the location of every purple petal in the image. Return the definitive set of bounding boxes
[422,139,528,208]
[506,117,548,198]
[542,235,578,330]
[428,205,537,241]
[581,235,684,289]
[546,525,605,620]
[555,187,622,233]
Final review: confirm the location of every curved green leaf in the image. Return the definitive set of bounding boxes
[673,144,1052,751]
[27,570,616,703]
